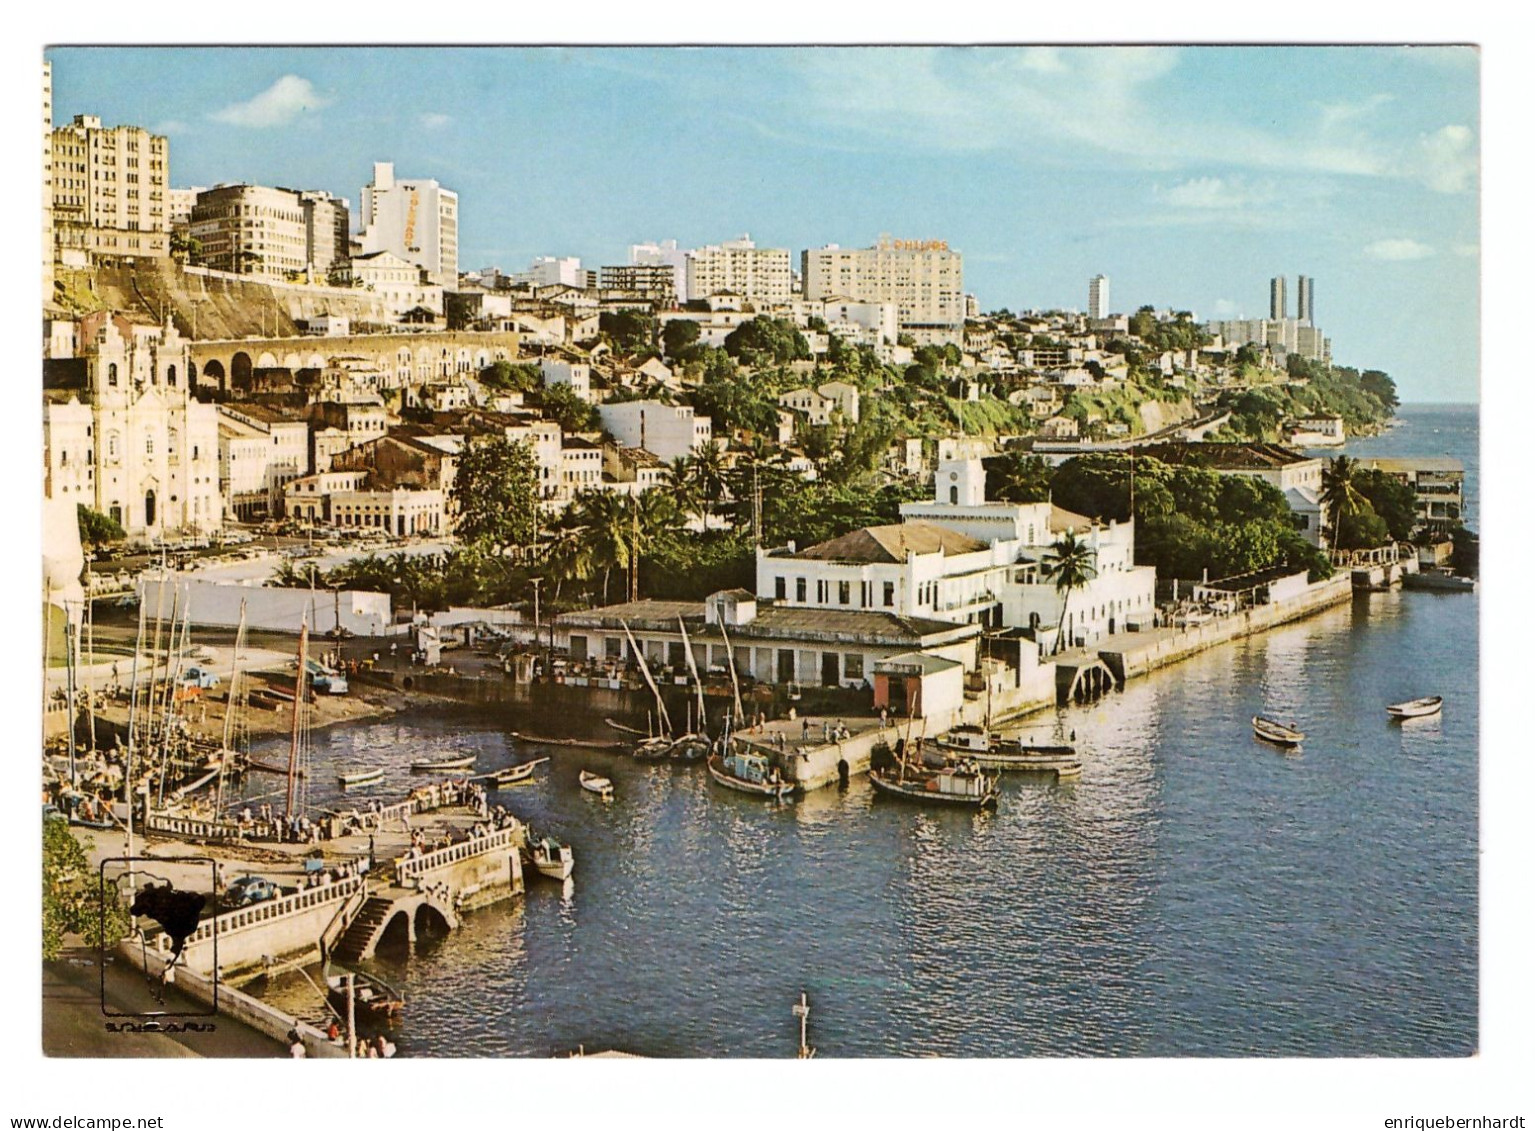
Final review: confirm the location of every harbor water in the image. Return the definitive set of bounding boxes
[255,405,1478,1057]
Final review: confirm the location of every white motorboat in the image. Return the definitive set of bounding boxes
[1387,696,1443,719]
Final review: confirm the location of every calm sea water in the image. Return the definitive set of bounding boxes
[256,404,1478,1057]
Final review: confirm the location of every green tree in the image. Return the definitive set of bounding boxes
[1319,455,1366,543]
[599,309,656,355]
[77,505,125,551]
[451,438,540,554]
[1353,469,1418,542]
[985,452,1053,503]
[1335,508,1391,550]
[723,317,809,366]
[1040,530,1098,653]
[43,822,129,961]
[661,318,702,362]
[479,360,540,393]
[537,383,598,432]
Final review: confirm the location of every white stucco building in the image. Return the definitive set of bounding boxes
[597,401,712,463]
[359,161,458,285]
[44,314,221,539]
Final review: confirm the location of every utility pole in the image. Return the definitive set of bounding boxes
[529,577,543,633]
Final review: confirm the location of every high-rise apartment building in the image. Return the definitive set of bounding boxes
[190,184,308,279]
[685,235,792,306]
[300,190,351,278]
[1296,276,1314,326]
[601,264,680,305]
[802,236,965,342]
[1269,276,1287,321]
[43,61,53,292]
[1088,274,1110,320]
[49,114,169,265]
[629,239,688,305]
[359,161,458,286]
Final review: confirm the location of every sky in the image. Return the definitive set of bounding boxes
[46,45,1480,402]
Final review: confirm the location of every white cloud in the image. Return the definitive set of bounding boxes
[1160,176,1276,210]
[1453,243,1479,258]
[1364,238,1435,261]
[154,120,189,135]
[1414,124,1477,193]
[1212,299,1239,317]
[210,76,331,128]
[418,112,451,130]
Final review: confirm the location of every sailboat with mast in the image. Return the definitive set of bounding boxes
[665,616,710,761]
[622,621,675,760]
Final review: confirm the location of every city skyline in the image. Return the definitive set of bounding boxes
[45,46,1479,401]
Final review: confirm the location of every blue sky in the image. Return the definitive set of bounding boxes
[47,45,1479,401]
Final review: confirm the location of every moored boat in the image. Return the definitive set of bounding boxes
[492,756,549,786]
[631,735,673,761]
[326,968,403,1026]
[869,759,999,809]
[1403,569,1476,593]
[529,836,575,881]
[337,766,385,788]
[410,753,477,773]
[665,734,710,762]
[707,749,795,800]
[1252,716,1305,747]
[935,726,1077,771]
[1387,695,1443,719]
[579,770,614,800]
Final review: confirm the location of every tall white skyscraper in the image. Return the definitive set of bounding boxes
[1269,276,1288,321]
[1088,274,1110,319]
[359,161,458,285]
[1296,276,1314,326]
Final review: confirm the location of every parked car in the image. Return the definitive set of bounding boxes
[178,665,221,689]
[221,876,282,910]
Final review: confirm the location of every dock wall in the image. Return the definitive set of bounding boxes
[156,876,364,979]
[121,942,347,1058]
[1099,574,1354,684]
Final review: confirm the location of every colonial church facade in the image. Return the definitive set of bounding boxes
[44,314,222,539]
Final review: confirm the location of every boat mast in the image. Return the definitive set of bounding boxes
[123,593,147,896]
[717,613,745,727]
[214,601,247,813]
[285,620,309,821]
[678,616,706,737]
[623,620,671,738]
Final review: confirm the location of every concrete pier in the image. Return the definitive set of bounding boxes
[1097,574,1353,686]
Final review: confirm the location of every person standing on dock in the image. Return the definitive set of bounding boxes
[802,719,811,742]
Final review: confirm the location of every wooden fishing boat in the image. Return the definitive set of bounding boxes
[327,968,403,1026]
[510,731,626,752]
[492,757,549,786]
[665,734,710,762]
[1402,569,1476,593]
[631,735,673,761]
[246,758,307,777]
[869,759,998,809]
[410,753,477,773]
[937,727,1079,772]
[1387,695,1443,720]
[579,770,614,800]
[605,717,650,738]
[1252,716,1305,747]
[707,750,795,800]
[529,836,575,881]
[337,766,385,788]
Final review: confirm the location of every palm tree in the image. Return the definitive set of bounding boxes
[663,456,706,526]
[269,559,327,589]
[1040,530,1098,653]
[1319,455,1365,544]
[687,442,732,519]
[567,491,633,605]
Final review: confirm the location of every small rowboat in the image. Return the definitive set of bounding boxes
[492,757,549,786]
[337,766,385,788]
[327,968,403,1026]
[1252,716,1305,747]
[530,836,575,881]
[1387,696,1443,720]
[410,753,477,773]
[579,770,614,801]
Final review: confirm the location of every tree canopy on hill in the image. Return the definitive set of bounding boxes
[1049,453,1331,582]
